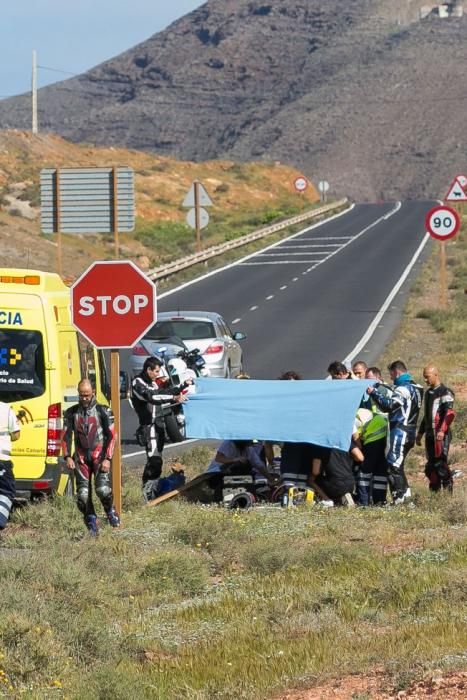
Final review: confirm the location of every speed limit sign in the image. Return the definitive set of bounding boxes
[425,205,460,241]
[294,176,308,192]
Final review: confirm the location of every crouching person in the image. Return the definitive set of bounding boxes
[308,443,361,507]
[0,400,20,531]
[206,439,271,503]
[62,379,120,536]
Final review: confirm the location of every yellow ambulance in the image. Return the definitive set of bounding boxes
[0,268,110,500]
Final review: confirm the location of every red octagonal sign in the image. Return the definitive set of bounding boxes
[71,261,157,348]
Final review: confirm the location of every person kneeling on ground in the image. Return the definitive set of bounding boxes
[206,439,272,502]
[308,442,363,507]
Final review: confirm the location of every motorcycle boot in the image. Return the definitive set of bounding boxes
[85,514,99,537]
[105,506,121,528]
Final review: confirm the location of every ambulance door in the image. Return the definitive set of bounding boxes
[59,331,82,407]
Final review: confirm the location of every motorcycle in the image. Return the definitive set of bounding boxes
[155,340,207,443]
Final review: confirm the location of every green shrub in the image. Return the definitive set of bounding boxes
[140,550,209,596]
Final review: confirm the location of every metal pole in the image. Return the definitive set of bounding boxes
[110,349,122,515]
[439,241,447,308]
[112,167,120,260]
[32,50,38,135]
[54,168,62,277]
[194,180,201,253]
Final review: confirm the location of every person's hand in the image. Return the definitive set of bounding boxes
[436,431,445,441]
[100,459,111,473]
[366,386,374,395]
[65,456,75,471]
[415,434,422,447]
[175,393,187,403]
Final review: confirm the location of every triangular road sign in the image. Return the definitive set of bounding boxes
[182,181,213,208]
[445,176,467,201]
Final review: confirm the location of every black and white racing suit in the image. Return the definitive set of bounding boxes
[370,375,423,501]
[131,371,182,498]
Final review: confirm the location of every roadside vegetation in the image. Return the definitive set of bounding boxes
[0,213,465,699]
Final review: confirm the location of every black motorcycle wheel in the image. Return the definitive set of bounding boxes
[165,413,186,443]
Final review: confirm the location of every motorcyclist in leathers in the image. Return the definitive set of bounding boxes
[416,364,455,492]
[62,378,119,535]
[366,360,423,504]
[131,357,187,501]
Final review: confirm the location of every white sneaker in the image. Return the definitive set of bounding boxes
[320,499,334,508]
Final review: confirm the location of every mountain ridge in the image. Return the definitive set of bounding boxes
[0,0,465,200]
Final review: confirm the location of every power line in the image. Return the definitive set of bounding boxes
[37,65,77,76]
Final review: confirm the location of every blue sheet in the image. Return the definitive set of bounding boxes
[184,378,373,450]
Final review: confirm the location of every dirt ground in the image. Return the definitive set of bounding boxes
[277,670,467,699]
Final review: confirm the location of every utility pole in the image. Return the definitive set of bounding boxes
[32,50,38,134]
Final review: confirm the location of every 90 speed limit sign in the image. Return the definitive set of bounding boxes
[425,205,460,241]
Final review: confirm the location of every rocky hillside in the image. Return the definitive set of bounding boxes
[0,130,318,279]
[0,0,466,200]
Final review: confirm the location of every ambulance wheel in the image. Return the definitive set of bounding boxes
[165,414,185,443]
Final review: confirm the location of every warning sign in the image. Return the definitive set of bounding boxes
[445,175,467,202]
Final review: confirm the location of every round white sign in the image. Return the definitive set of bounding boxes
[425,205,460,241]
[294,176,308,192]
[318,180,330,193]
[186,207,210,230]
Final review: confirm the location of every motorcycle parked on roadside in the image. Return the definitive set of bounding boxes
[155,340,208,443]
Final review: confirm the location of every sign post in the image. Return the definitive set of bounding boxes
[183,180,213,253]
[71,260,157,514]
[318,180,330,203]
[425,205,461,308]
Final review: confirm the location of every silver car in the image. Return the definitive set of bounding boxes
[129,310,246,378]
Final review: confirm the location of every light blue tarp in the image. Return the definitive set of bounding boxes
[184,378,373,451]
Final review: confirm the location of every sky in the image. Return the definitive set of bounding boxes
[1,1,205,98]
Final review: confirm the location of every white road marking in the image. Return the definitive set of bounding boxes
[297,236,352,241]
[276,243,342,248]
[157,204,356,299]
[241,260,326,265]
[123,439,199,460]
[231,318,241,324]
[280,285,287,290]
[266,295,274,300]
[343,230,430,365]
[255,251,327,256]
[250,305,258,311]
[292,277,299,281]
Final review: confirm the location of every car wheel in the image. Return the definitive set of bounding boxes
[165,413,186,443]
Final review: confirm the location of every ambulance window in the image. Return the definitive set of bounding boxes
[77,334,97,389]
[0,330,45,401]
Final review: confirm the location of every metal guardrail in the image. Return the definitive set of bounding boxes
[148,198,349,281]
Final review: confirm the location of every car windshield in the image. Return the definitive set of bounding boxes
[147,320,215,341]
[0,330,46,401]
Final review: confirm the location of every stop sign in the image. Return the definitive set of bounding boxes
[71,261,157,348]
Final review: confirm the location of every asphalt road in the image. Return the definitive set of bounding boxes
[121,200,436,465]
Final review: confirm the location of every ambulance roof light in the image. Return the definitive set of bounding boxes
[0,275,41,285]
